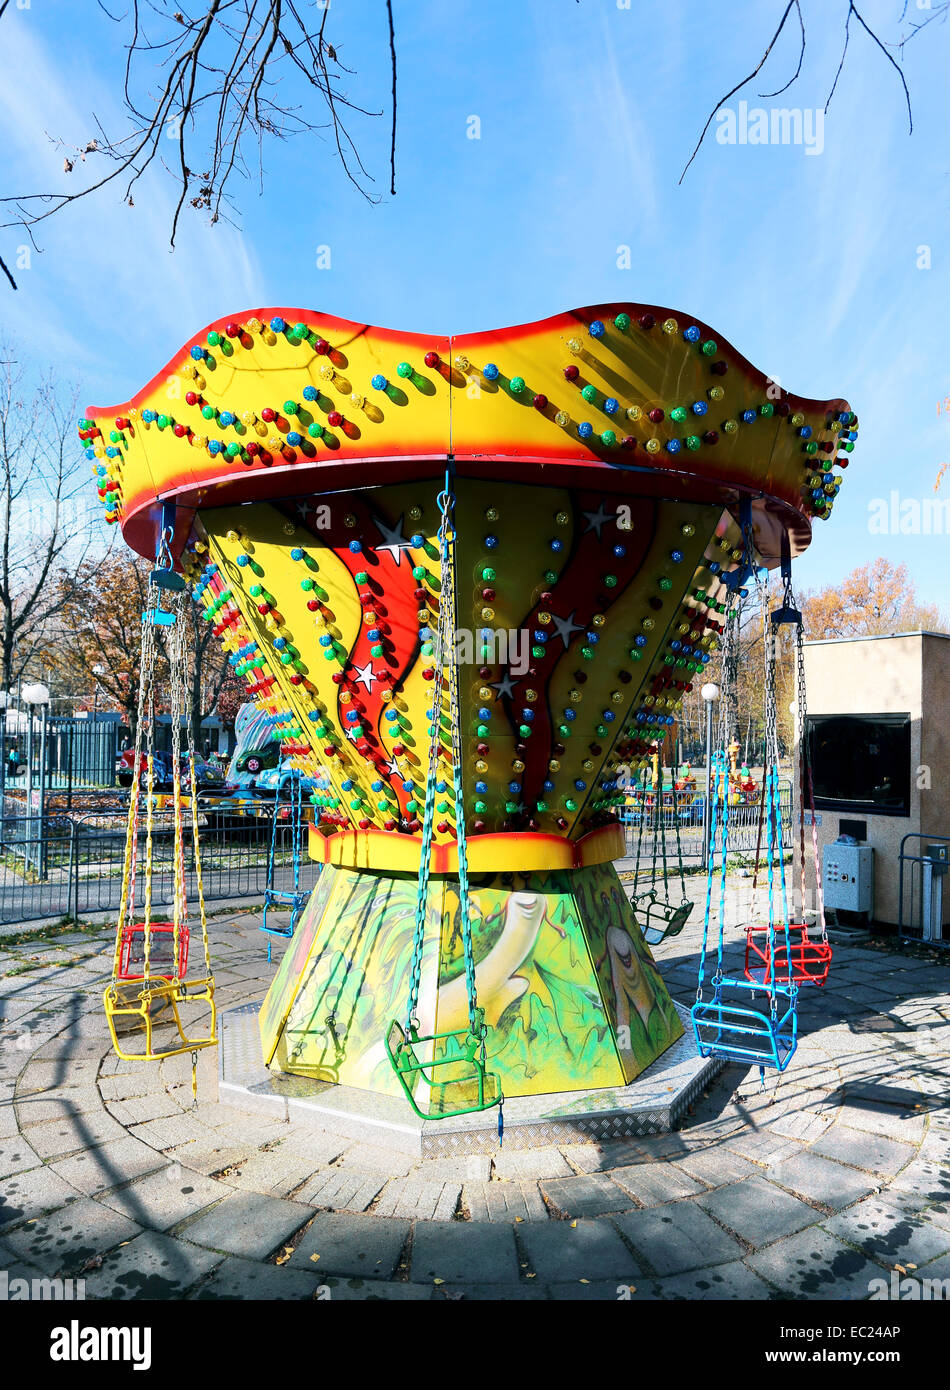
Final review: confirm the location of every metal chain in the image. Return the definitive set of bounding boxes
[445,504,479,1037]
[404,485,454,1032]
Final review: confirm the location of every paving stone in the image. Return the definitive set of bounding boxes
[491,1146,574,1181]
[179,1190,310,1258]
[410,1220,519,1284]
[696,1176,818,1248]
[288,1211,409,1279]
[0,1136,40,1180]
[15,1086,105,1126]
[190,1254,325,1300]
[613,1202,743,1275]
[98,1167,224,1230]
[768,1111,834,1143]
[768,1150,879,1211]
[3,1196,142,1276]
[823,1196,950,1268]
[746,1225,890,1298]
[107,1093,184,1126]
[373,1178,460,1221]
[50,1136,167,1195]
[672,1148,758,1188]
[725,1131,803,1168]
[518,1217,641,1283]
[0,1165,80,1232]
[833,1100,928,1143]
[23,1108,127,1160]
[197,1147,319,1199]
[79,1230,223,1299]
[413,1154,492,1184]
[539,1173,633,1218]
[462,1181,549,1223]
[611,1162,705,1207]
[810,1124,917,1177]
[653,1260,775,1300]
[126,1115,210,1150]
[293,1169,386,1212]
[548,1277,658,1300]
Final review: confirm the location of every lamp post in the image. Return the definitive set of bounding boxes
[22,682,50,877]
[701,682,720,871]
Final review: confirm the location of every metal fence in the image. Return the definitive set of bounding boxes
[0,808,319,927]
[620,779,793,862]
[1,713,120,810]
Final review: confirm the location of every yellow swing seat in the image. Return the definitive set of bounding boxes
[103,973,217,1062]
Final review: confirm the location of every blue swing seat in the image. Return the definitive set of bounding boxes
[691,976,798,1072]
[261,887,309,938]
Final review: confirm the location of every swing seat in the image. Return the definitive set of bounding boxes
[116,922,189,981]
[640,898,693,947]
[691,977,798,1072]
[744,922,832,987]
[103,974,217,1062]
[260,888,309,939]
[385,1010,502,1120]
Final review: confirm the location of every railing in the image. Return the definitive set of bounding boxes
[620,779,793,861]
[898,833,950,945]
[0,807,318,927]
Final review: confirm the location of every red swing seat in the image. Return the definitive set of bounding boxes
[117,923,190,982]
[744,921,831,988]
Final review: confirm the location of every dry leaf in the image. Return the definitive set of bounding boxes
[275,1245,293,1266]
[310,1254,320,1263]
[579,1278,589,1284]
[433,1277,444,1285]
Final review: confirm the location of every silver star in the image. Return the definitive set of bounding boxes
[351,661,377,692]
[491,670,517,699]
[375,514,412,564]
[550,611,583,647]
[345,725,362,743]
[386,757,400,776]
[582,502,613,538]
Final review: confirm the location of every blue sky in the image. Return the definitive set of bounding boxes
[2,0,948,607]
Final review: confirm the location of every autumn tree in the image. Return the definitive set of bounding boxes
[802,558,945,639]
[50,549,240,746]
[0,344,93,695]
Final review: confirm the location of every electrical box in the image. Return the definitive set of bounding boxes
[822,843,874,913]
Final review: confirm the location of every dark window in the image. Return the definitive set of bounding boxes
[805,713,911,817]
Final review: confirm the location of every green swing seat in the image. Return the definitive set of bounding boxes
[385,1007,502,1120]
[629,767,694,947]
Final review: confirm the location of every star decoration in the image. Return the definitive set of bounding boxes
[491,670,517,699]
[350,661,377,692]
[374,514,412,564]
[582,502,613,538]
[550,611,584,647]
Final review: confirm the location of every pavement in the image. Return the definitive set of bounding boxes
[1,892,949,1301]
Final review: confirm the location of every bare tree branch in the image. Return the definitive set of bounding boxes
[1,0,394,277]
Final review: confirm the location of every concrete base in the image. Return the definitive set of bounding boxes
[220,1001,723,1158]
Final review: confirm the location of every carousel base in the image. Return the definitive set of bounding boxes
[218,1001,723,1157]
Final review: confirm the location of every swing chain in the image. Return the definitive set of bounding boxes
[404,484,454,1033]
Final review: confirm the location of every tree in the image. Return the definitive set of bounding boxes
[0,345,92,695]
[679,0,919,184]
[0,0,398,288]
[50,549,243,745]
[49,553,157,742]
[802,558,946,639]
